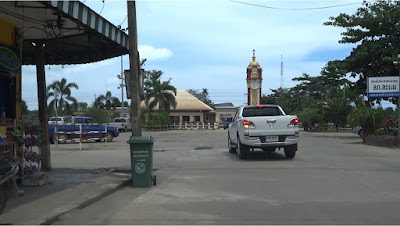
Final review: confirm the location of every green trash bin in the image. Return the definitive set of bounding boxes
[127,136,156,187]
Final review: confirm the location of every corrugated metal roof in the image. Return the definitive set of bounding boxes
[0,1,129,65]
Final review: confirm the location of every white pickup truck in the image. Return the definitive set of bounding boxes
[108,117,132,132]
[228,104,299,159]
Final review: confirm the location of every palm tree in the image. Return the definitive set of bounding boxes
[93,91,120,122]
[47,78,79,115]
[144,70,177,112]
[93,91,120,111]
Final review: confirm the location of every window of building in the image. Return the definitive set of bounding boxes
[194,116,201,122]
[182,116,190,122]
[169,116,179,124]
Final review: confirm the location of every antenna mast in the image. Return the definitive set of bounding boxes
[280,54,284,97]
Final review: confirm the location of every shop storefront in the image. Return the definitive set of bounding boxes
[0,1,133,185]
[0,19,20,119]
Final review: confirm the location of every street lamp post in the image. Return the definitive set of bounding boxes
[120,55,124,117]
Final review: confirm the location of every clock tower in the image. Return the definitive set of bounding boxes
[246,49,262,105]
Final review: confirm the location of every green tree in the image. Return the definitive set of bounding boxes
[85,106,107,123]
[20,100,29,116]
[324,0,400,105]
[347,106,386,141]
[144,70,177,112]
[46,78,79,115]
[187,88,215,109]
[93,91,120,121]
[93,91,120,110]
[298,108,324,131]
[322,86,354,128]
[69,101,89,114]
[261,88,301,115]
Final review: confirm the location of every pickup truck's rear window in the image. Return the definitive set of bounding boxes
[242,107,283,117]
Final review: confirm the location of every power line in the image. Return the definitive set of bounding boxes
[119,15,128,26]
[230,0,362,10]
[99,0,105,15]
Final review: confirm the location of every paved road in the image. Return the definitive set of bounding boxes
[52,130,400,224]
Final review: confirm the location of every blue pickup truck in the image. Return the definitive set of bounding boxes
[48,116,119,143]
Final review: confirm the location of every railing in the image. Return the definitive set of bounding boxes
[53,125,107,150]
[145,122,220,131]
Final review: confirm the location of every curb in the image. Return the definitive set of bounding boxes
[41,178,130,225]
[0,176,131,225]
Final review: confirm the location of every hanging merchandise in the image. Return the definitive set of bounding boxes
[20,119,52,186]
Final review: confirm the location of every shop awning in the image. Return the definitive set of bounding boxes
[0,1,129,65]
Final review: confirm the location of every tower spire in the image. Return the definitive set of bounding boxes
[252,49,256,61]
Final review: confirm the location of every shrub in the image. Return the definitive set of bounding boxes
[146,112,171,126]
[298,108,324,131]
[347,106,386,137]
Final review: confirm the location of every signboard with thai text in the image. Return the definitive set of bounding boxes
[367,76,399,98]
[0,44,21,73]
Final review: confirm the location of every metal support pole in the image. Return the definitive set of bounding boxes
[398,54,400,147]
[128,0,141,136]
[55,90,58,147]
[121,55,124,117]
[35,42,51,170]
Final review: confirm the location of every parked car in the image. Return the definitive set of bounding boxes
[221,116,233,129]
[352,126,363,137]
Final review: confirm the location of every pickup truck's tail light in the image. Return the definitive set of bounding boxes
[243,120,255,129]
[288,118,299,127]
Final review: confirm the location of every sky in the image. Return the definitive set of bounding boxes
[21,0,376,110]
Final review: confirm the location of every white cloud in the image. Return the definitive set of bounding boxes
[22,0,363,109]
[138,45,173,61]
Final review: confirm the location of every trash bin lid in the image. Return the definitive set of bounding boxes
[127,136,154,144]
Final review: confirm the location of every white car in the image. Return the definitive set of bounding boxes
[352,126,363,137]
[228,105,300,159]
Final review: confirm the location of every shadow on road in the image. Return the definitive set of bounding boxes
[224,151,290,161]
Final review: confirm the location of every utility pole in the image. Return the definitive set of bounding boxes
[397,54,400,147]
[35,42,51,170]
[128,0,141,136]
[54,90,58,147]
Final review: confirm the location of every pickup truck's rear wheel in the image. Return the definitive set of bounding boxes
[58,134,68,144]
[228,134,236,153]
[105,132,114,142]
[284,144,297,159]
[237,135,248,159]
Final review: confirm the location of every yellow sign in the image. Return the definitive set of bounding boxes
[0,126,6,138]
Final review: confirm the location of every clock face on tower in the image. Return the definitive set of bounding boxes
[250,80,260,89]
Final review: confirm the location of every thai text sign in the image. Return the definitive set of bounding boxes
[367,76,399,98]
[0,44,21,73]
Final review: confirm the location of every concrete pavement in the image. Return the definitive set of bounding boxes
[0,170,130,225]
[49,130,400,225]
[3,129,395,224]
[0,129,215,224]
